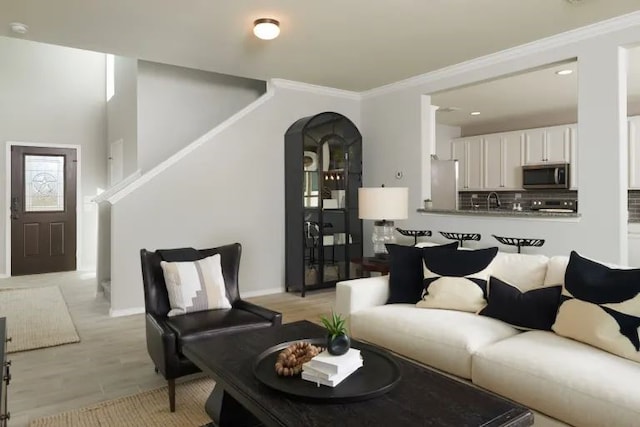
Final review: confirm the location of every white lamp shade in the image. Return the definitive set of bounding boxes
[358,187,408,220]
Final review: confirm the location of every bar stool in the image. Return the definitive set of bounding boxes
[396,228,432,245]
[492,235,545,253]
[439,232,481,248]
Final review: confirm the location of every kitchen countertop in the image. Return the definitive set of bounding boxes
[417,208,581,219]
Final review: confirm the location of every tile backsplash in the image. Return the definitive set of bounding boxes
[459,190,640,222]
[458,190,577,211]
[630,190,640,222]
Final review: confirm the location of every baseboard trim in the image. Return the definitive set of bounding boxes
[109,307,145,317]
[0,273,8,279]
[241,287,284,299]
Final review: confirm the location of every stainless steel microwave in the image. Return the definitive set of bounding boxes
[522,163,570,190]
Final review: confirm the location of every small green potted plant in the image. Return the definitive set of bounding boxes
[320,311,350,355]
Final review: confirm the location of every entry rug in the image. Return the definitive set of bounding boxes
[0,286,80,353]
[29,378,214,427]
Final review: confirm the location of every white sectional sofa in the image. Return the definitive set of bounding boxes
[335,251,640,427]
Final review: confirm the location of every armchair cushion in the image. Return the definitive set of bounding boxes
[165,309,272,352]
[161,254,231,316]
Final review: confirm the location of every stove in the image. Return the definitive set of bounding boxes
[530,199,577,212]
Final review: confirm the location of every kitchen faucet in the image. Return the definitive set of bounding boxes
[487,192,501,210]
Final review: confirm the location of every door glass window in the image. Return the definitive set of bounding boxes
[24,155,65,212]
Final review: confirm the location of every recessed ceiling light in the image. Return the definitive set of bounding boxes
[470,111,481,116]
[556,69,573,76]
[253,18,280,40]
[9,22,28,34]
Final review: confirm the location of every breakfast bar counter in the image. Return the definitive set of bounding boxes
[417,208,581,221]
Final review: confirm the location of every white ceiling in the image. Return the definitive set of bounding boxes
[433,47,640,133]
[0,1,639,91]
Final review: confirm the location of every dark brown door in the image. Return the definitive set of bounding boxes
[11,146,77,275]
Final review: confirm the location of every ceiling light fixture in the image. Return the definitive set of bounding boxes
[9,22,29,34]
[556,69,573,76]
[253,18,280,40]
[470,111,481,116]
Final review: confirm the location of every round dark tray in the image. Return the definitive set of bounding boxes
[253,338,401,403]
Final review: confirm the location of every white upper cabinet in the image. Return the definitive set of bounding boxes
[523,128,546,164]
[481,132,522,190]
[466,138,484,191]
[451,138,483,191]
[629,117,640,189]
[545,125,572,163]
[523,126,571,164]
[483,135,502,190]
[451,123,579,191]
[502,131,524,189]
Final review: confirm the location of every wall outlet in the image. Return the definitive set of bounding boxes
[514,193,522,199]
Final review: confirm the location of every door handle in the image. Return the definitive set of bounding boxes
[554,168,560,185]
[10,197,19,220]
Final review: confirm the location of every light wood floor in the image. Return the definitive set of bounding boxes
[0,272,335,426]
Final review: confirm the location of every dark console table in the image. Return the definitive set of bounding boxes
[0,318,10,427]
[184,321,533,427]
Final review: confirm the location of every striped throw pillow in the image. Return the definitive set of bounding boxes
[161,254,231,317]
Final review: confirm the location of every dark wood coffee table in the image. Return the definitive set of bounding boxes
[182,321,533,427]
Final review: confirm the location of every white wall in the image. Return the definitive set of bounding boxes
[0,37,107,273]
[109,82,361,313]
[362,20,640,264]
[435,123,461,159]
[107,56,138,177]
[136,61,266,172]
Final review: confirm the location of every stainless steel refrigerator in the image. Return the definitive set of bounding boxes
[431,158,459,210]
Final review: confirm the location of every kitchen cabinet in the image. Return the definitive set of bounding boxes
[451,123,577,191]
[466,138,483,190]
[523,128,546,164]
[545,125,572,163]
[451,138,483,191]
[523,126,571,164]
[629,117,640,189]
[482,133,522,190]
[483,135,502,189]
[454,132,523,191]
[503,131,524,189]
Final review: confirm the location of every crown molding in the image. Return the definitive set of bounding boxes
[270,78,362,101]
[362,10,640,99]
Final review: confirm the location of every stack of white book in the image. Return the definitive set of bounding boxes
[301,348,363,387]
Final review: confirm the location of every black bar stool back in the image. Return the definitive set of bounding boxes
[396,228,432,246]
[439,232,481,248]
[492,235,545,253]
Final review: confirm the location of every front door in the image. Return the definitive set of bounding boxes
[10,146,77,275]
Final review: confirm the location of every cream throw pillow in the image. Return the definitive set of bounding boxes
[417,247,498,313]
[161,254,231,317]
[552,251,640,363]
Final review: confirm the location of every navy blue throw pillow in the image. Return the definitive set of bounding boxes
[479,276,562,330]
[385,242,459,304]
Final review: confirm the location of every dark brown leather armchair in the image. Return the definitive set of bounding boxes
[140,243,282,412]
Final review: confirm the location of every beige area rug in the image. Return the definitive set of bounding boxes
[0,286,80,353]
[30,378,215,427]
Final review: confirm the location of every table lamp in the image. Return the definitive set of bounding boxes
[359,186,409,257]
